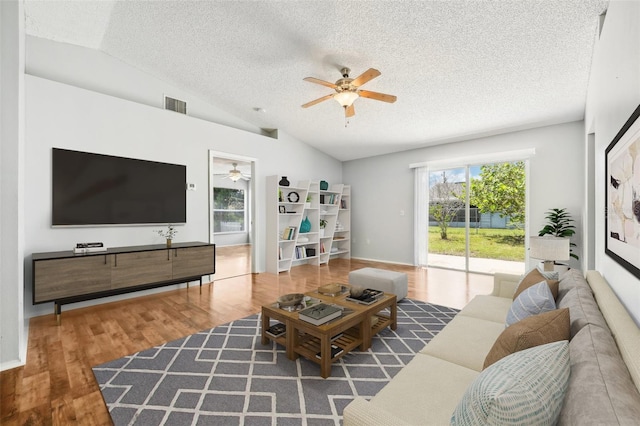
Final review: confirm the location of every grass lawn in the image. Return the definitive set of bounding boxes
[429,226,525,261]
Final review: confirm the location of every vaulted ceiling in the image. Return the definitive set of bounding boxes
[24,0,608,161]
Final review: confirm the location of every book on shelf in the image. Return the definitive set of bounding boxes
[281,226,297,240]
[346,289,384,305]
[316,344,344,360]
[76,242,104,248]
[298,303,342,325]
[265,322,286,338]
[73,246,107,254]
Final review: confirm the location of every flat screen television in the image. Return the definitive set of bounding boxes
[52,148,186,226]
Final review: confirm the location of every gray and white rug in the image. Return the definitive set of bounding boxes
[93,299,458,425]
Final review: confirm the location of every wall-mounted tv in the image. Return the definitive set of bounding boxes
[52,148,186,226]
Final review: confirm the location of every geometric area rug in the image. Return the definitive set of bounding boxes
[92,299,458,426]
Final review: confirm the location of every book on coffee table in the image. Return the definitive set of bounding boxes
[346,289,384,305]
[265,322,286,338]
[316,344,344,360]
[298,303,342,325]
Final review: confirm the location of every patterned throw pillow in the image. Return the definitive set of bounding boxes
[484,308,570,369]
[513,268,559,300]
[506,281,556,327]
[451,341,570,426]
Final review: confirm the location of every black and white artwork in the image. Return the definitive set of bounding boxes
[605,104,640,279]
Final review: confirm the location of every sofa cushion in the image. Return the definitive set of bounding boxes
[559,324,640,425]
[458,295,512,323]
[506,281,556,327]
[558,286,610,338]
[557,268,591,302]
[484,308,570,369]
[513,268,559,300]
[451,341,570,426]
[420,315,506,371]
[367,354,479,426]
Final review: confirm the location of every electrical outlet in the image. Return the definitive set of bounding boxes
[186,183,196,191]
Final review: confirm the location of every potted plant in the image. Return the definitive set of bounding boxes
[156,224,178,247]
[305,194,312,209]
[538,208,578,261]
[319,219,328,237]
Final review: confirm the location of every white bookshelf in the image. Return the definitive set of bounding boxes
[267,176,350,273]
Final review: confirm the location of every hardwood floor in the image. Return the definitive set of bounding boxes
[1,257,492,425]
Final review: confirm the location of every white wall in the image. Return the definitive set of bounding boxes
[586,0,640,324]
[0,0,26,371]
[26,36,266,138]
[343,121,585,268]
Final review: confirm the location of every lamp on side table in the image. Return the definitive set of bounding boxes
[529,236,570,272]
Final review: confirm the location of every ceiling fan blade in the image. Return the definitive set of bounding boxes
[301,94,334,108]
[358,90,397,103]
[303,77,337,89]
[345,104,355,118]
[351,68,381,87]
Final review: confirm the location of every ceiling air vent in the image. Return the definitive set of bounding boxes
[164,96,187,114]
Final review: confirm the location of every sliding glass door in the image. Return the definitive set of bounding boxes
[425,162,525,274]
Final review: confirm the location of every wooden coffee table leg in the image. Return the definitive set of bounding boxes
[261,309,269,345]
[287,322,298,360]
[390,298,397,330]
[360,316,372,350]
[320,334,332,378]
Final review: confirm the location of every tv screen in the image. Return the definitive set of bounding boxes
[52,148,186,226]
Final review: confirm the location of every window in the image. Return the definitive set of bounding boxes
[213,188,245,233]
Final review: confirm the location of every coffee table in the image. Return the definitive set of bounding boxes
[261,287,397,378]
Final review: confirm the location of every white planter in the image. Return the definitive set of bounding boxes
[319,228,325,237]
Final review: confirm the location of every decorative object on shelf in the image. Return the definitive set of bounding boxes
[605,103,640,279]
[320,180,329,190]
[155,224,178,247]
[287,191,299,203]
[279,205,286,214]
[529,236,570,272]
[305,194,312,208]
[538,208,578,260]
[279,176,290,187]
[300,216,312,233]
[319,219,328,237]
[278,189,283,202]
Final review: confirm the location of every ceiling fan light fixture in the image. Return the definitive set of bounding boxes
[228,163,243,181]
[334,91,359,107]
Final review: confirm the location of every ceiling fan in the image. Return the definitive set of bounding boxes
[302,67,397,118]
[217,163,249,182]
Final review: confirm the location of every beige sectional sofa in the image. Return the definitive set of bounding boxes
[343,269,640,425]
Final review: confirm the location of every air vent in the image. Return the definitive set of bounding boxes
[164,96,187,114]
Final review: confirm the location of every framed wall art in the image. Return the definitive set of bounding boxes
[605,103,640,279]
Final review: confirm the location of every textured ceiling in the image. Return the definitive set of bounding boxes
[24,0,608,161]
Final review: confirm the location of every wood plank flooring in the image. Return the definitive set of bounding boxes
[1,255,492,425]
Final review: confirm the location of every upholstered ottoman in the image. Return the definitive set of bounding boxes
[349,268,408,300]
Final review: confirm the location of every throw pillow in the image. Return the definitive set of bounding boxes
[484,308,570,369]
[451,341,570,426]
[506,281,556,327]
[513,268,559,301]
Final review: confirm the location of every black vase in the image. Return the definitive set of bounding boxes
[279,176,290,186]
